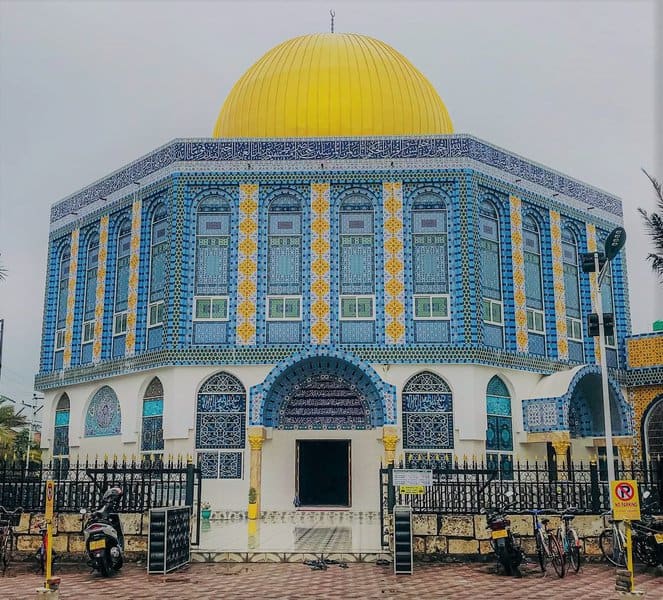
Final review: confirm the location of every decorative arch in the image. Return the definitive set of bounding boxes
[53,393,70,458]
[401,371,454,469]
[195,371,246,479]
[642,394,663,462]
[252,348,394,428]
[141,377,164,453]
[564,365,631,437]
[85,386,121,437]
[485,375,513,479]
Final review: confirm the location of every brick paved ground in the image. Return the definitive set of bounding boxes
[0,561,660,599]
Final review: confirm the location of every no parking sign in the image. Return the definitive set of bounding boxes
[611,480,641,520]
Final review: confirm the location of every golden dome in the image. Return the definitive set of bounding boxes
[213,33,453,138]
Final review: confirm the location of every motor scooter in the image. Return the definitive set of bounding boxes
[81,486,125,577]
[482,490,524,577]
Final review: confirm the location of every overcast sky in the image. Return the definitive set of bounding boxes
[0,0,660,408]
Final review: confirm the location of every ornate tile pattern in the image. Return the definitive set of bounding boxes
[585,223,601,363]
[382,182,405,344]
[509,196,528,353]
[49,136,623,226]
[627,334,663,368]
[93,215,109,363]
[85,385,121,437]
[236,184,259,345]
[309,183,331,344]
[62,228,79,369]
[125,197,142,355]
[549,210,568,360]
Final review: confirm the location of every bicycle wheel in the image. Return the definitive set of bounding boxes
[566,530,581,573]
[634,535,659,567]
[536,531,546,573]
[599,527,626,567]
[547,533,565,578]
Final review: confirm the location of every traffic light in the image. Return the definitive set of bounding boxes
[588,313,599,337]
[581,252,607,273]
[587,313,615,337]
[603,313,615,337]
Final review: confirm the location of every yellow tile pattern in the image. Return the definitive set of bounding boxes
[62,228,79,369]
[125,197,142,355]
[310,183,331,344]
[585,224,601,363]
[236,183,259,345]
[629,384,663,458]
[627,335,663,368]
[550,210,568,360]
[383,182,405,344]
[92,215,109,363]
[510,196,528,353]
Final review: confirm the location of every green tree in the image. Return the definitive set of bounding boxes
[0,396,28,453]
[639,169,663,280]
[12,427,41,465]
[0,252,6,281]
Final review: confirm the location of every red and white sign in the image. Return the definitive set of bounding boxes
[611,480,640,521]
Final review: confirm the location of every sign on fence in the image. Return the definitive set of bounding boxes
[611,480,641,521]
[399,485,425,495]
[392,469,432,487]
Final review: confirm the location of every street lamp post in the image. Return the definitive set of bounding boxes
[582,226,626,508]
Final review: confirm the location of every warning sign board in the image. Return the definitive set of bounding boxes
[392,469,433,487]
[45,480,55,521]
[399,485,425,495]
[611,480,641,521]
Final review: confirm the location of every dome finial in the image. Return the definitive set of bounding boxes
[330,9,335,33]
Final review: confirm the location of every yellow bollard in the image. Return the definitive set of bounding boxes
[625,520,634,593]
[43,480,55,590]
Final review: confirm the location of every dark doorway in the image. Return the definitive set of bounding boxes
[297,440,350,506]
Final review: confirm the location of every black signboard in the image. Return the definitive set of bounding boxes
[604,227,626,260]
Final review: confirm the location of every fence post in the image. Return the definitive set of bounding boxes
[185,461,195,508]
[387,464,395,514]
[589,460,601,513]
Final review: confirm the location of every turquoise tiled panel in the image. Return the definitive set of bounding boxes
[193,322,228,345]
[80,343,93,365]
[340,321,375,343]
[147,326,163,350]
[267,321,301,344]
[529,333,546,356]
[142,398,163,417]
[484,324,504,349]
[414,321,449,343]
[487,394,511,416]
[85,386,121,437]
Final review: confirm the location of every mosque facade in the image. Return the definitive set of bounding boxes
[35,33,662,512]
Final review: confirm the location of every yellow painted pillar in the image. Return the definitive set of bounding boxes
[248,426,266,516]
[616,438,634,472]
[551,436,571,481]
[382,426,399,466]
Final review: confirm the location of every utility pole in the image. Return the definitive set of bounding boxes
[22,393,43,472]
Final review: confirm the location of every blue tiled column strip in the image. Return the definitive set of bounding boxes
[62,228,80,369]
[39,239,60,372]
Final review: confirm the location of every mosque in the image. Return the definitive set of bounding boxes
[36,32,663,513]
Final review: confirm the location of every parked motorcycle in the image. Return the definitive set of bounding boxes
[634,490,663,568]
[482,491,524,577]
[81,486,125,577]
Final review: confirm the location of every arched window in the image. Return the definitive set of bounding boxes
[479,200,503,348]
[644,396,663,461]
[113,219,132,352]
[562,228,584,361]
[54,245,71,369]
[147,205,168,349]
[402,372,453,469]
[266,195,303,343]
[339,193,375,343]
[141,378,164,453]
[81,233,99,363]
[85,386,121,437]
[485,376,513,480]
[523,215,546,355]
[411,193,449,343]
[193,196,231,343]
[196,372,246,479]
[53,394,70,477]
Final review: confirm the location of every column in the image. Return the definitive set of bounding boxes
[616,437,634,472]
[247,426,266,516]
[382,426,399,466]
[551,435,571,481]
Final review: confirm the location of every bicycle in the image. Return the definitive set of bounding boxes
[599,512,626,567]
[557,506,581,573]
[0,506,24,575]
[527,509,565,578]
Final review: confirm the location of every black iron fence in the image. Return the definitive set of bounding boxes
[380,458,663,521]
[0,456,202,516]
